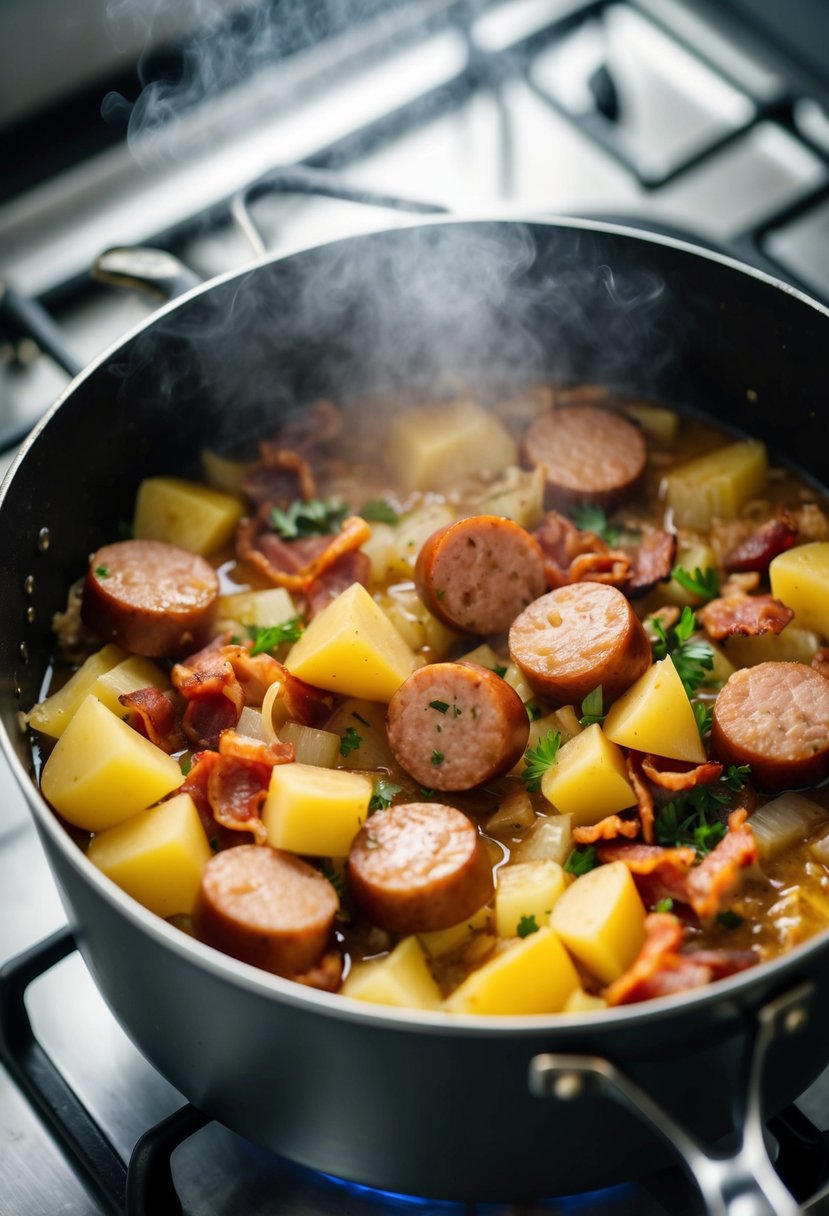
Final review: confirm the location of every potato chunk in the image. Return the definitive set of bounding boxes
[25,643,126,738]
[217,587,297,630]
[133,476,243,556]
[87,792,212,917]
[540,724,636,825]
[551,861,646,984]
[443,926,579,1015]
[418,905,490,957]
[387,400,518,493]
[769,542,829,640]
[341,936,441,1010]
[284,582,416,701]
[603,655,706,764]
[494,860,565,938]
[663,440,768,531]
[262,762,373,857]
[40,695,184,831]
[90,655,169,717]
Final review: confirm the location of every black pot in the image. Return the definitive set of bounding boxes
[1,219,828,1212]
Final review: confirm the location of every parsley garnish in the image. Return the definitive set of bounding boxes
[179,755,192,776]
[717,910,743,930]
[526,701,543,721]
[95,565,109,578]
[359,499,400,524]
[649,605,714,697]
[570,503,622,545]
[419,787,436,799]
[671,565,719,602]
[248,617,305,655]
[521,730,561,792]
[429,700,450,714]
[722,763,751,791]
[491,664,507,678]
[564,846,598,876]
[580,686,605,727]
[369,778,403,814]
[270,497,346,540]
[340,726,363,757]
[431,750,444,766]
[654,898,674,913]
[517,914,539,938]
[655,786,731,857]
[694,701,714,738]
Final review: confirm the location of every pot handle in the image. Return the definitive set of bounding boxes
[528,981,814,1216]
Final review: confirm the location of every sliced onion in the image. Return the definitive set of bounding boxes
[261,680,289,743]
[236,706,268,743]
[750,792,828,860]
[485,786,535,835]
[279,722,340,768]
[512,814,573,866]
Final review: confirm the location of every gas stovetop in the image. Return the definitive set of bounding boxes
[1,2,829,1213]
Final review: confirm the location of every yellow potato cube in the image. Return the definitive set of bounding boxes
[217,587,297,630]
[663,440,768,531]
[418,905,490,957]
[341,936,441,1010]
[387,400,518,493]
[494,860,566,938]
[551,860,646,984]
[623,402,679,443]
[262,762,373,857]
[603,655,706,764]
[200,447,250,494]
[25,644,126,738]
[443,926,579,1015]
[540,724,636,825]
[90,655,169,718]
[770,542,829,639]
[724,626,821,669]
[133,476,243,556]
[86,792,212,918]
[40,695,184,831]
[563,989,608,1014]
[284,582,416,701]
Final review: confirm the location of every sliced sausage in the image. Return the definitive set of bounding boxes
[508,581,652,705]
[347,801,494,934]
[82,539,219,658]
[521,406,647,509]
[193,844,340,977]
[414,514,547,635]
[711,662,829,791]
[386,661,529,790]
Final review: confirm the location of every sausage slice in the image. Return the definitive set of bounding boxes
[415,515,547,635]
[711,662,829,791]
[193,844,340,977]
[522,406,647,509]
[82,539,219,658]
[348,802,493,934]
[386,661,529,790]
[509,581,652,705]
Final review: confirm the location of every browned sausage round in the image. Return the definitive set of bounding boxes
[521,406,647,509]
[386,661,529,790]
[193,844,340,977]
[82,539,219,658]
[347,802,494,934]
[508,581,651,705]
[414,514,547,636]
[711,662,829,791]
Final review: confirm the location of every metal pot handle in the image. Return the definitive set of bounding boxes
[529,981,814,1216]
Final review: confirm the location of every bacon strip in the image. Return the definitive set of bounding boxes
[119,687,185,754]
[305,550,371,619]
[597,841,696,908]
[626,751,654,844]
[625,529,677,597]
[684,809,758,922]
[724,512,797,573]
[181,731,294,847]
[171,647,246,750]
[237,510,371,593]
[241,447,317,509]
[699,594,794,641]
[573,814,640,844]
[641,755,723,792]
[533,512,631,591]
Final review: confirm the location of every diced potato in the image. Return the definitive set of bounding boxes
[769,542,829,639]
[443,926,579,1015]
[458,642,505,672]
[540,724,636,825]
[217,587,297,630]
[724,626,821,669]
[603,655,706,764]
[522,708,582,764]
[278,722,340,768]
[262,762,373,857]
[512,814,573,866]
[341,936,441,1010]
[376,582,460,660]
[750,792,827,860]
[200,448,250,494]
[90,655,169,718]
[25,644,126,738]
[563,988,608,1013]
[654,541,717,608]
[502,661,535,706]
[323,699,395,771]
[387,400,518,493]
[484,786,535,835]
[663,440,768,531]
[133,476,244,556]
[623,402,679,443]
[494,860,566,938]
[551,861,646,984]
[40,695,184,831]
[474,465,546,530]
[86,792,212,918]
[419,905,490,958]
[284,583,416,701]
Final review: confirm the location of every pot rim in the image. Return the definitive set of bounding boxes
[3,212,829,1037]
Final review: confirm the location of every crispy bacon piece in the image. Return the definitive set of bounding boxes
[181,731,294,848]
[305,550,372,619]
[626,751,654,844]
[573,814,641,844]
[237,510,372,594]
[171,647,246,750]
[813,649,829,680]
[533,511,630,590]
[118,687,185,754]
[641,755,724,792]
[596,841,697,908]
[724,512,797,573]
[241,447,317,509]
[218,729,293,766]
[684,808,758,922]
[625,529,677,597]
[699,594,794,641]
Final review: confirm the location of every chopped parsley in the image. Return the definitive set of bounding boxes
[671,565,719,602]
[521,729,561,792]
[369,778,404,814]
[359,499,400,524]
[564,846,598,876]
[429,700,450,714]
[649,604,715,697]
[526,701,543,721]
[654,898,674,913]
[579,686,605,727]
[722,763,752,791]
[270,496,346,540]
[570,503,621,546]
[419,787,436,799]
[179,755,192,776]
[248,617,305,655]
[431,750,445,766]
[517,914,539,938]
[94,565,109,578]
[717,910,743,930]
[491,663,508,679]
[339,726,363,757]
[694,700,714,738]
[655,793,728,857]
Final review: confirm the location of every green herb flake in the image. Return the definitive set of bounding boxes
[359,499,400,524]
[352,711,371,727]
[369,778,404,814]
[694,700,714,738]
[431,750,445,766]
[564,846,598,876]
[491,664,508,679]
[179,755,192,776]
[94,565,109,578]
[521,730,561,792]
[429,700,450,714]
[526,701,543,722]
[722,764,751,792]
[419,787,436,799]
[655,786,730,858]
[671,565,719,602]
[248,617,305,655]
[570,503,621,546]
[517,914,539,938]
[269,497,347,540]
[649,604,715,697]
[654,898,674,913]
[340,726,363,757]
[717,910,743,930]
[579,685,605,727]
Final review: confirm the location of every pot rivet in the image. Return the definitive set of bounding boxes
[37,527,50,552]
[24,575,35,595]
[26,606,36,624]
[784,1006,807,1034]
[553,1072,583,1101]
[19,642,29,662]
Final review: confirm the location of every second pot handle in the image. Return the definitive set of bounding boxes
[529,981,814,1216]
